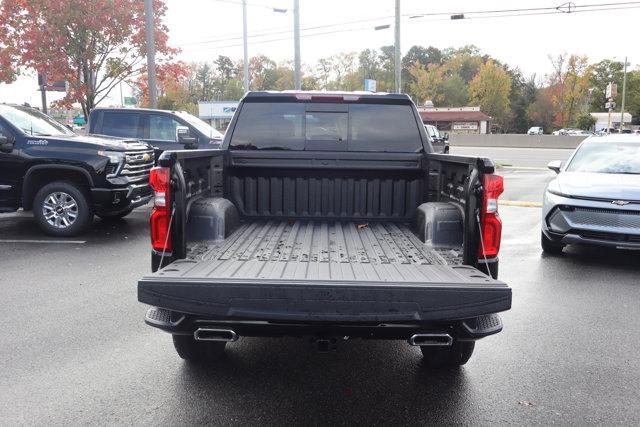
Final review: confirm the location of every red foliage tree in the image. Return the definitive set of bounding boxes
[0,0,178,118]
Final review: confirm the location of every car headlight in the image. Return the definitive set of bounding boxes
[98,150,125,177]
[98,150,124,164]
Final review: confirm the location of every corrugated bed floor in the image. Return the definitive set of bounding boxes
[171,220,469,283]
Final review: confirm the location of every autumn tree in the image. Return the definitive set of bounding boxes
[625,70,640,120]
[526,88,556,131]
[401,45,443,92]
[507,69,539,133]
[588,59,624,112]
[408,63,445,106]
[0,0,178,118]
[469,60,512,126]
[547,54,590,127]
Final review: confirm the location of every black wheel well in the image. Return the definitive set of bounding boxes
[23,168,92,210]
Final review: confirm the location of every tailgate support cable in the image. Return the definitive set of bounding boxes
[158,206,176,269]
[476,212,495,279]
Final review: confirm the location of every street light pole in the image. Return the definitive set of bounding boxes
[242,0,250,93]
[394,0,401,93]
[619,56,628,131]
[293,0,301,90]
[144,0,157,108]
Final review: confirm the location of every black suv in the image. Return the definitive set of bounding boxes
[88,108,223,152]
[0,104,154,236]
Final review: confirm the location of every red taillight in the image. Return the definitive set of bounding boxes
[149,166,172,252]
[478,174,504,259]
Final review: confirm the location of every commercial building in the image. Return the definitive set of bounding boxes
[590,112,633,132]
[418,106,492,134]
[198,101,239,130]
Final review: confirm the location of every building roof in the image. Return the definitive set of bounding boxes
[419,107,492,122]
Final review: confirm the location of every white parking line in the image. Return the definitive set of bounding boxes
[0,239,86,244]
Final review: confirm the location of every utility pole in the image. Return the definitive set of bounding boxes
[144,0,158,108]
[394,0,401,93]
[39,73,48,114]
[619,56,628,131]
[293,0,301,90]
[242,0,249,93]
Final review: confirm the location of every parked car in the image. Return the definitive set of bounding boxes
[542,134,640,254]
[424,124,450,153]
[528,126,543,135]
[137,91,512,368]
[0,104,154,236]
[566,129,594,136]
[552,128,574,135]
[88,108,223,153]
[554,129,594,136]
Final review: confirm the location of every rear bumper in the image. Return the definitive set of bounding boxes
[138,277,511,324]
[144,306,505,340]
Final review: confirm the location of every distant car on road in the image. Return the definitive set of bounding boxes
[541,134,640,254]
[88,108,223,153]
[424,124,450,153]
[527,126,543,135]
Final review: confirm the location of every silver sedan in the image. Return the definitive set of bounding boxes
[541,134,640,254]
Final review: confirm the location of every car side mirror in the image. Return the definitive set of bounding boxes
[443,133,449,141]
[0,135,15,153]
[176,126,198,145]
[547,160,563,174]
[442,140,450,154]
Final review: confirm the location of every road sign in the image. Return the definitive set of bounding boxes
[364,79,377,92]
[606,82,617,99]
[123,97,137,106]
[605,101,616,110]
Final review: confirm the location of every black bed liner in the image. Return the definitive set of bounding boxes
[139,220,510,322]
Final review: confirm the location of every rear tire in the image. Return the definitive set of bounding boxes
[541,232,564,255]
[420,340,475,368]
[172,334,227,362]
[96,208,134,220]
[33,181,92,237]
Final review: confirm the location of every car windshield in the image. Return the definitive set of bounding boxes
[0,105,74,137]
[566,141,640,174]
[175,111,223,140]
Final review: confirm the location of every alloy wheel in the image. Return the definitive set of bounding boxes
[42,192,79,229]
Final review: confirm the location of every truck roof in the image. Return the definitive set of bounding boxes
[243,91,413,104]
[90,107,187,114]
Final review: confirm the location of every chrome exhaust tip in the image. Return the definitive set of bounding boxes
[408,333,453,347]
[194,328,239,342]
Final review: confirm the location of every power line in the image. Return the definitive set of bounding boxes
[406,1,640,18]
[210,0,287,11]
[178,1,640,50]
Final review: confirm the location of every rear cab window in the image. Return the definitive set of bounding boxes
[229,98,423,152]
[101,112,141,138]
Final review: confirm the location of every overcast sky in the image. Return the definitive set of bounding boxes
[2,0,638,106]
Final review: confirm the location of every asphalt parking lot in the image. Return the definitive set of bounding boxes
[1,148,639,425]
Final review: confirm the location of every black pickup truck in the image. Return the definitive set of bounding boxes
[138,92,511,368]
[0,104,154,236]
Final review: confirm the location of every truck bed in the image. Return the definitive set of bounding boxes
[185,220,464,281]
[139,220,511,322]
